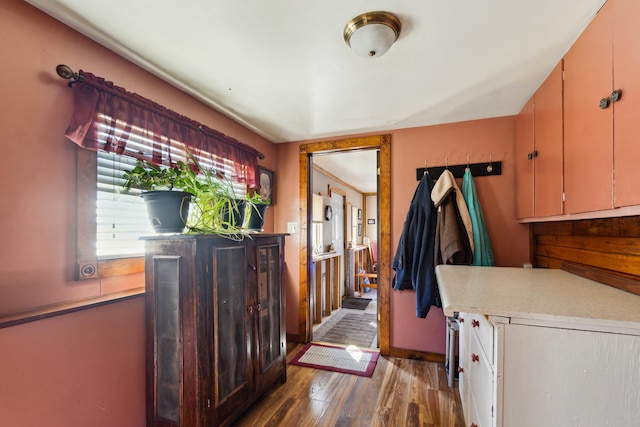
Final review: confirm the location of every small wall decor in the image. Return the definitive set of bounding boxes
[258,167,274,204]
[357,209,362,220]
[367,219,375,225]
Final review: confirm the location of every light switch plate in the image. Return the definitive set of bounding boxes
[287,222,298,234]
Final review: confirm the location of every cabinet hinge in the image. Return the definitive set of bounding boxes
[562,70,565,80]
[492,405,494,418]
[207,399,211,408]
[562,192,566,202]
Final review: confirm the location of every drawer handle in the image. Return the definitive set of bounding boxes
[458,367,464,373]
[471,353,479,363]
[472,319,480,328]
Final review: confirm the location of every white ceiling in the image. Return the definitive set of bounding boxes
[313,150,378,193]
[27,0,605,191]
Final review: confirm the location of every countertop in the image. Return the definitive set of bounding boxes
[436,265,640,331]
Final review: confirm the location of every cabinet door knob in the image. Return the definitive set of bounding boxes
[458,367,464,373]
[610,89,622,103]
[459,317,464,323]
[471,353,480,362]
[600,97,611,109]
[472,319,480,328]
[247,306,254,315]
[256,303,262,312]
[471,423,478,427]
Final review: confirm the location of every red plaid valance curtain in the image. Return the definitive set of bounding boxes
[64,71,259,187]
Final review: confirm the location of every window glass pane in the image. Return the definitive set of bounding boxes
[97,151,152,258]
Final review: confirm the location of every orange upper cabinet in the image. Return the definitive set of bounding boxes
[564,1,614,214]
[533,61,564,218]
[514,62,563,219]
[515,96,534,219]
[612,0,640,208]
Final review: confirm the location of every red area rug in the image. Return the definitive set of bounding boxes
[289,342,380,377]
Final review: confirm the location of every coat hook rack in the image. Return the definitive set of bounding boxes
[416,157,502,180]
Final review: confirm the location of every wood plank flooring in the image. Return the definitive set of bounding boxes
[232,343,465,427]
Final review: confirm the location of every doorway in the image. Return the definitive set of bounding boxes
[297,134,391,355]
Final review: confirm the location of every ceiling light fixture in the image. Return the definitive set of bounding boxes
[343,11,401,59]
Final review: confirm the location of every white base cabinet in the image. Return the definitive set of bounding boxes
[458,313,640,427]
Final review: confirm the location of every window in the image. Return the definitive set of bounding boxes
[77,113,248,280]
[67,72,260,281]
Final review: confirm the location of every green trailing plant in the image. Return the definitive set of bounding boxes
[122,160,189,191]
[122,155,249,239]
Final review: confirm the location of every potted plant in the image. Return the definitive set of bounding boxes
[122,160,193,234]
[122,155,247,237]
[245,191,270,232]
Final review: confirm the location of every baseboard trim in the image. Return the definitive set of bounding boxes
[286,333,301,343]
[389,347,446,364]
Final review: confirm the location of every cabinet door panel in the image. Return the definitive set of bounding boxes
[212,245,252,418]
[515,96,535,219]
[563,4,613,214]
[255,240,286,391]
[503,324,640,427]
[613,0,640,207]
[533,61,564,217]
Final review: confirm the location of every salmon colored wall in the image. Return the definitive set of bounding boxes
[278,117,529,352]
[0,298,145,427]
[0,1,276,425]
[390,118,529,353]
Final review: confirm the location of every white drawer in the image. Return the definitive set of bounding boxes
[468,330,494,427]
[469,313,493,363]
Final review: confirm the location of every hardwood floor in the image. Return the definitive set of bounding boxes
[232,342,465,427]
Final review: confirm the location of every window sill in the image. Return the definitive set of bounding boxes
[0,288,145,330]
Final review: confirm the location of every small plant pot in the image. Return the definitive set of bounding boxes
[247,203,269,232]
[221,199,247,229]
[141,191,192,233]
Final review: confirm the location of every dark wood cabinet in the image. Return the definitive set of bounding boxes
[144,234,287,427]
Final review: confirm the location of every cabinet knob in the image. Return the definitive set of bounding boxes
[459,317,464,323]
[471,423,478,427]
[471,353,480,363]
[600,97,611,109]
[247,306,254,315]
[472,319,480,328]
[610,89,622,103]
[458,367,464,373]
[249,264,257,271]
[256,303,262,312]
[527,150,538,160]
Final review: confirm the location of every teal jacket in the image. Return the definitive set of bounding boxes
[461,169,495,266]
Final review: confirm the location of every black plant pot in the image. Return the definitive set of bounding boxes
[141,191,192,233]
[222,199,247,229]
[247,203,269,232]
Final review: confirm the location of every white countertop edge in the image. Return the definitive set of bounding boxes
[442,301,640,335]
[436,265,640,335]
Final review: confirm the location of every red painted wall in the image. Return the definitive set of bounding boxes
[0,1,275,425]
[278,117,529,353]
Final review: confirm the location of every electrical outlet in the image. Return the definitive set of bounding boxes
[287,222,298,234]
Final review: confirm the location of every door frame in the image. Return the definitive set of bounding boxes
[298,134,391,355]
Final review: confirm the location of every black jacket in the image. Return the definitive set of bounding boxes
[392,174,438,318]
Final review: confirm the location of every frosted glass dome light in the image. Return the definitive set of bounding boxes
[344,11,402,59]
